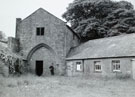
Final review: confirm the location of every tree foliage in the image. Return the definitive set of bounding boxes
[62,0,135,42]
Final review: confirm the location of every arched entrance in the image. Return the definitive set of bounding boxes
[27,43,56,76]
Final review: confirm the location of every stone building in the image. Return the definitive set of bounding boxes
[9,8,80,76]
[1,8,135,79]
[66,34,135,79]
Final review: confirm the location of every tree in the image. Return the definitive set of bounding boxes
[62,0,135,42]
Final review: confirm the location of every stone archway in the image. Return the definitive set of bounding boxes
[27,43,57,76]
[27,43,56,62]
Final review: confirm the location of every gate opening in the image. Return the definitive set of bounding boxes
[36,60,43,76]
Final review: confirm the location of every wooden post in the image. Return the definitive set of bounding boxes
[131,59,135,80]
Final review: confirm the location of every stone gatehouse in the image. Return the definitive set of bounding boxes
[8,8,80,76]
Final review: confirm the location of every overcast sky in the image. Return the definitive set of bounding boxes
[0,0,135,37]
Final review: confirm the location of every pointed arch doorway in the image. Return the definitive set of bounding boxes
[27,43,57,76]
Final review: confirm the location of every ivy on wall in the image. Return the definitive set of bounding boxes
[0,49,24,75]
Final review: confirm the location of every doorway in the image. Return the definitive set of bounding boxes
[36,60,43,76]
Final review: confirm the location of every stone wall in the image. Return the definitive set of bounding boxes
[67,57,132,78]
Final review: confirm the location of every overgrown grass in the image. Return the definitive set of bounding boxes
[0,75,135,97]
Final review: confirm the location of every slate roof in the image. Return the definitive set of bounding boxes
[66,34,135,60]
[66,25,81,39]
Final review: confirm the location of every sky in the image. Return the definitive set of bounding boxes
[0,0,135,37]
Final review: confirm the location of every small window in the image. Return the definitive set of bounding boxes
[36,28,40,35]
[41,27,44,35]
[94,61,102,72]
[112,60,120,72]
[36,27,44,36]
[76,61,83,71]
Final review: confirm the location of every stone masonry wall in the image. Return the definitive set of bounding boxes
[67,58,132,78]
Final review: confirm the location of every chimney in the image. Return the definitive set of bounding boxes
[8,37,20,52]
[16,18,22,39]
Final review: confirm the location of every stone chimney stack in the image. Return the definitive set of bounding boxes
[8,37,20,52]
[16,18,22,39]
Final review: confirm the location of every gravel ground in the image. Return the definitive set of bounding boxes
[0,74,135,97]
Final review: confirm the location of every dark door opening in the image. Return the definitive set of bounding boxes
[36,60,43,76]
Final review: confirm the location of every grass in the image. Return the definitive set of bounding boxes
[0,74,135,97]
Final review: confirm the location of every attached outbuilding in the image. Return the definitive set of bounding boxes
[66,34,135,79]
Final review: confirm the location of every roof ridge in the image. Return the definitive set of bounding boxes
[82,33,135,45]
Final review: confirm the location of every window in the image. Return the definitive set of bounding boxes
[112,60,120,72]
[76,61,83,71]
[94,61,101,72]
[36,27,44,36]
